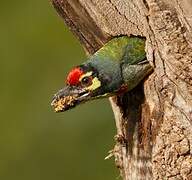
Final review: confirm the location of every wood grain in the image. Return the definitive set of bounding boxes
[51,0,192,179]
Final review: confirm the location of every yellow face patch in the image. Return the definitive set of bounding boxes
[86,77,101,91]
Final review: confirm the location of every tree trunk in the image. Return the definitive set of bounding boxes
[51,0,192,179]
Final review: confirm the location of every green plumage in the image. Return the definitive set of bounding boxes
[86,36,152,91]
[93,36,146,65]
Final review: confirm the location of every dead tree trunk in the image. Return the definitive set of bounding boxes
[51,0,192,179]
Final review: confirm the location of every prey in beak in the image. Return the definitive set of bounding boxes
[51,86,91,112]
[51,63,115,112]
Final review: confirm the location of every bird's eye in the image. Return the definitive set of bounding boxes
[81,76,92,86]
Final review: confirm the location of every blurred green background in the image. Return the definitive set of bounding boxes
[0,0,118,180]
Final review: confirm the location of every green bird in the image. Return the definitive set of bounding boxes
[51,36,152,112]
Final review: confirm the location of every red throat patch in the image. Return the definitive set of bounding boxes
[66,67,84,86]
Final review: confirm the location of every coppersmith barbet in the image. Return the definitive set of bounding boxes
[51,36,152,112]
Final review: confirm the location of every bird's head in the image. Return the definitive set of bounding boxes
[51,59,125,112]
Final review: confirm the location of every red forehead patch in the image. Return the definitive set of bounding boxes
[67,67,84,85]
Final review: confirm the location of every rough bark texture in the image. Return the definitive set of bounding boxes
[51,0,192,179]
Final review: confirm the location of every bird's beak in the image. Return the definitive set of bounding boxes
[51,86,90,112]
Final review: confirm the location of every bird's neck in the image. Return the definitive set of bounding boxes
[84,36,152,91]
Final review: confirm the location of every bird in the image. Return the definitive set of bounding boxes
[51,36,153,112]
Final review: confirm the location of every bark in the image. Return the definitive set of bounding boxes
[51,0,192,179]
